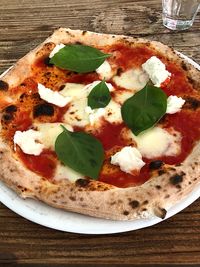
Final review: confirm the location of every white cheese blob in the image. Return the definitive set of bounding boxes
[62,81,115,127]
[85,106,105,125]
[14,129,44,156]
[166,95,185,114]
[49,43,65,58]
[134,127,181,158]
[59,83,86,98]
[111,146,145,174]
[113,90,134,105]
[38,83,72,107]
[112,68,149,91]
[64,97,89,127]
[34,123,73,150]
[104,100,123,124]
[54,162,84,182]
[142,56,171,87]
[96,60,113,80]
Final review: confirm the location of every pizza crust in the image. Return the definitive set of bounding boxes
[0,137,199,220]
[0,28,200,220]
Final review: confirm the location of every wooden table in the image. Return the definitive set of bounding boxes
[0,0,200,266]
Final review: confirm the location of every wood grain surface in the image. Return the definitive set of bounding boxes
[0,0,200,266]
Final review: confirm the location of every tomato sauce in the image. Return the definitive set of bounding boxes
[162,63,194,96]
[99,162,150,188]
[108,44,154,70]
[18,149,57,179]
[10,78,38,96]
[93,121,125,150]
[3,43,200,187]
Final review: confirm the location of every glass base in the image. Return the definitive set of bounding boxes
[163,16,194,30]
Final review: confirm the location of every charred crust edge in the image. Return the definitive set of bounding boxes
[129,200,139,209]
[75,178,90,187]
[0,80,9,91]
[170,172,185,186]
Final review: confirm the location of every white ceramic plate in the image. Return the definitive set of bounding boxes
[0,53,199,234]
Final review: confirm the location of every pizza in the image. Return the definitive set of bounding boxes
[0,28,199,220]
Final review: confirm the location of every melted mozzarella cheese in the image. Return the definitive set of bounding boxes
[62,81,116,127]
[49,43,65,58]
[142,56,171,87]
[59,83,86,98]
[134,127,181,158]
[166,95,185,114]
[54,162,84,182]
[112,68,149,91]
[85,106,105,125]
[38,83,72,107]
[64,97,89,127]
[104,100,123,124]
[96,60,113,80]
[113,89,133,105]
[111,146,145,174]
[14,129,44,156]
[34,123,73,150]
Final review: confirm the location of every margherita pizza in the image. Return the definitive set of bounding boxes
[0,28,199,220]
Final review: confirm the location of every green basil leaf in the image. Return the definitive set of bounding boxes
[55,125,104,179]
[121,84,167,135]
[50,44,110,73]
[88,80,111,109]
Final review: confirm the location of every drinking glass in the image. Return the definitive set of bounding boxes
[162,0,200,30]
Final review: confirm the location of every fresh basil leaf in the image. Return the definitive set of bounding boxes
[55,125,104,179]
[121,84,167,135]
[50,44,110,73]
[88,80,111,109]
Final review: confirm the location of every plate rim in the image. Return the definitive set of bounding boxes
[0,51,199,234]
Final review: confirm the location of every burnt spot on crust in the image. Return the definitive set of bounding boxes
[184,97,200,110]
[59,84,65,91]
[117,68,123,76]
[76,179,113,191]
[5,105,17,113]
[43,57,54,67]
[2,113,13,122]
[129,200,139,209]
[149,160,164,170]
[158,169,166,176]
[154,207,167,219]
[76,178,90,187]
[69,196,76,201]
[181,61,188,71]
[20,93,26,100]
[36,42,55,57]
[0,80,9,91]
[155,185,161,190]
[170,173,185,186]
[123,210,129,216]
[17,185,28,193]
[65,30,74,37]
[33,103,54,118]
[142,200,148,205]
[186,76,198,88]
[75,41,83,45]
[82,30,87,35]
[44,42,55,51]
